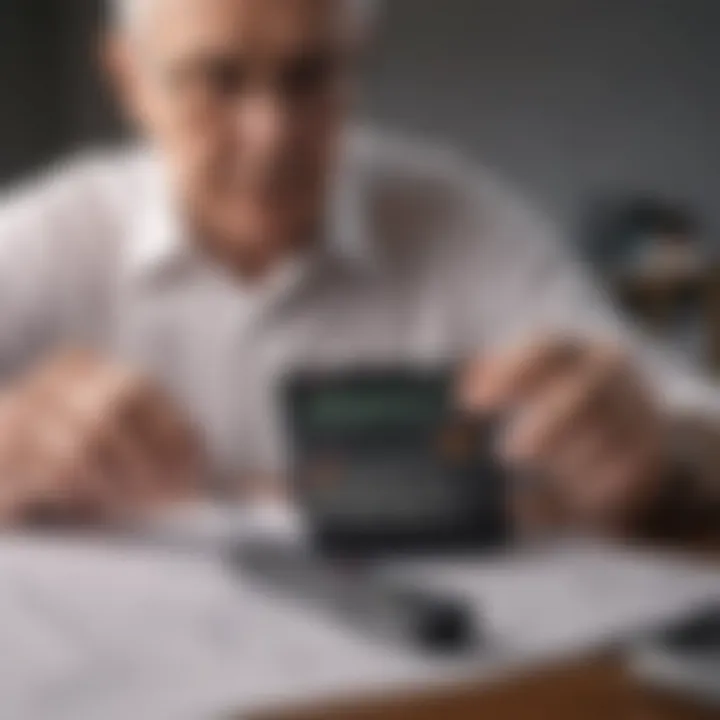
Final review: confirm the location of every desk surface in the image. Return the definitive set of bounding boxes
[258,654,718,720]
[254,537,719,720]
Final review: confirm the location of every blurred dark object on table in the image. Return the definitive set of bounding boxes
[585,198,720,375]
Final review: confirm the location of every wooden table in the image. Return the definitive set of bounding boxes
[260,656,718,720]
[255,537,719,720]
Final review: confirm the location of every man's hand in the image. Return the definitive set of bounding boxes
[0,351,202,527]
[460,337,668,535]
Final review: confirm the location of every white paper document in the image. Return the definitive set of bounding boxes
[0,526,717,720]
[388,544,720,661]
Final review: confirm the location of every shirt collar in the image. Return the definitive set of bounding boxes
[124,150,195,283]
[125,134,378,286]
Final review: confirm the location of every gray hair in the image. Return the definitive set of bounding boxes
[112,0,377,33]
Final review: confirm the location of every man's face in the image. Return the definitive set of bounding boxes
[114,0,359,258]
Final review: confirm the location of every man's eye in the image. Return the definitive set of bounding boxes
[204,61,246,97]
[281,55,340,97]
[169,59,246,100]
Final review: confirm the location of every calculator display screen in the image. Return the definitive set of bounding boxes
[294,376,448,435]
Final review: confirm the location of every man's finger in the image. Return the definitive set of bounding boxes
[0,352,202,525]
[561,450,656,533]
[500,349,629,465]
[461,336,589,411]
[31,376,155,517]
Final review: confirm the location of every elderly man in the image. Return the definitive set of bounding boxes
[0,0,716,533]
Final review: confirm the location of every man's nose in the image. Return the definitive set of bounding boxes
[234,91,292,157]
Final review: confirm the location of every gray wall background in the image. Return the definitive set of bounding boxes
[1,0,718,241]
[366,0,720,240]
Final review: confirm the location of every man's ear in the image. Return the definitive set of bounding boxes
[101,31,145,127]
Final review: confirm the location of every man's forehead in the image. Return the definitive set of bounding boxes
[117,0,372,41]
[120,0,367,60]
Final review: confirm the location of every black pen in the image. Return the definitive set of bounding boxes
[233,541,479,655]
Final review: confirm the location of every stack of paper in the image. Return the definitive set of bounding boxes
[0,524,716,720]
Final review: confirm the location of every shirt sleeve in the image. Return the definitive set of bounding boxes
[0,162,105,380]
[456,170,720,420]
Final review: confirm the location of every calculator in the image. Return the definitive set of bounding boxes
[283,367,510,558]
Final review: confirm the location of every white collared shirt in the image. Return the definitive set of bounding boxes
[0,129,716,487]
